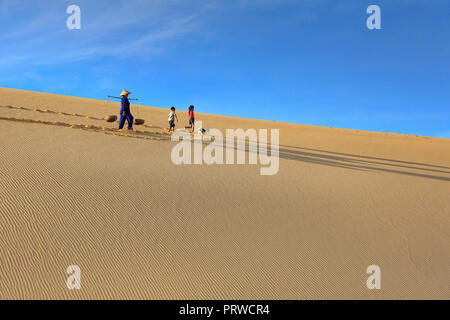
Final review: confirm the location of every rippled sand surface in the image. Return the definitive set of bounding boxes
[1,87,449,299]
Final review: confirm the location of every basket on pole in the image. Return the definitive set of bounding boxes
[106,95,145,126]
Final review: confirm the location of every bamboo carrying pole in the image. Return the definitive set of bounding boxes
[107,95,145,126]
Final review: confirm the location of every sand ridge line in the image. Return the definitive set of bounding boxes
[0,104,104,120]
[0,104,166,130]
[0,114,270,157]
[0,104,208,142]
[0,104,170,136]
[0,115,170,142]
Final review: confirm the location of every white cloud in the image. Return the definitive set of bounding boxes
[0,0,217,66]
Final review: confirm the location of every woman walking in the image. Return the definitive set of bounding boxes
[118,90,134,131]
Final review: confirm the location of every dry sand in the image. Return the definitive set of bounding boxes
[0,87,449,299]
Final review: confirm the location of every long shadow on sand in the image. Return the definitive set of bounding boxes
[280,145,450,170]
[219,140,450,182]
[276,146,450,181]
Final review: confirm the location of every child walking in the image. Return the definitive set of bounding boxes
[185,105,195,133]
[168,106,178,133]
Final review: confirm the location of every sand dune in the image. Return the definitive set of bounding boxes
[0,87,449,299]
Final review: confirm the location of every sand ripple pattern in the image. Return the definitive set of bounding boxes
[1,94,449,300]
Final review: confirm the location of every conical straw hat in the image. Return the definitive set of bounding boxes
[120,90,131,97]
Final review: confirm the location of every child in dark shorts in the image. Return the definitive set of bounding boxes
[168,106,178,133]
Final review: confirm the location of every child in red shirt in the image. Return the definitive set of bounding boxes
[185,105,195,133]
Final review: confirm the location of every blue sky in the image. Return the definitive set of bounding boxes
[0,0,449,138]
